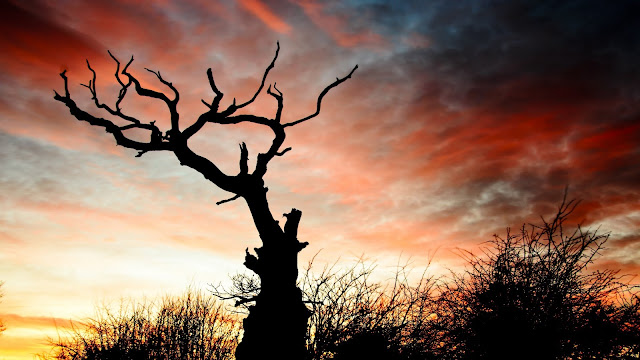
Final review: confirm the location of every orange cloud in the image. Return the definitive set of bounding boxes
[238,0,292,34]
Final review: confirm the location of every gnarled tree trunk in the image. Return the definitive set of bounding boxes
[237,187,310,359]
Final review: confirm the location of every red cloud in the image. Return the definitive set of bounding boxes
[238,0,292,34]
[0,1,107,79]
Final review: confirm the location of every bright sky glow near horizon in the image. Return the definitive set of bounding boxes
[1,0,639,358]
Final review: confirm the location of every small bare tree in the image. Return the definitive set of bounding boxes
[431,197,640,360]
[54,43,357,359]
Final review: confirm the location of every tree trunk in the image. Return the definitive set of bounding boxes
[235,185,310,360]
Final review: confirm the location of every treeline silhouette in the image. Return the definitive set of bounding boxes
[43,201,640,359]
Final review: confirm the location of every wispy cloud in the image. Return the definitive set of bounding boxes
[292,0,386,48]
[238,0,292,34]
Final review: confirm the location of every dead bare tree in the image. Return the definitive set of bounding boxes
[53,43,357,360]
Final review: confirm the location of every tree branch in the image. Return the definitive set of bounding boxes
[117,53,180,132]
[78,58,166,149]
[172,146,238,194]
[80,59,142,125]
[283,208,308,251]
[235,296,258,307]
[53,71,171,154]
[54,55,240,197]
[267,83,283,123]
[216,194,241,205]
[283,64,358,127]
[254,124,285,178]
[196,40,279,120]
[275,147,291,156]
[189,113,287,179]
[145,67,180,104]
[107,51,137,116]
[244,248,261,274]
[239,142,249,175]
[284,208,302,240]
[235,41,280,110]
[201,67,224,112]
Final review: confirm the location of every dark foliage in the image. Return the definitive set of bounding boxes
[431,198,640,360]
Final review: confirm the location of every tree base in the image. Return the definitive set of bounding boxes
[236,288,310,360]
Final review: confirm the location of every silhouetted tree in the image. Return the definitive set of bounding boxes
[431,197,640,360]
[54,44,357,359]
[43,289,240,360]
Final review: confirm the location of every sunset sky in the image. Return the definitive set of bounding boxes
[1,0,639,358]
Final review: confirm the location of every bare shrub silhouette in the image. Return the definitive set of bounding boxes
[300,258,438,360]
[214,258,441,360]
[431,197,640,360]
[43,289,240,360]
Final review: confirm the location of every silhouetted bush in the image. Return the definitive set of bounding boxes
[299,258,439,360]
[431,198,640,360]
[44,289,240,360]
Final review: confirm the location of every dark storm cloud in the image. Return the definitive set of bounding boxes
[406,0,640,107]
[338,0,640,255]
[0,0,106,75]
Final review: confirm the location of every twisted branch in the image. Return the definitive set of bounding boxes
[236,41,280,110]
[283,64,358,127]
[80,60,139,124]
[267,83,283,123]
[53,70,171,153]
